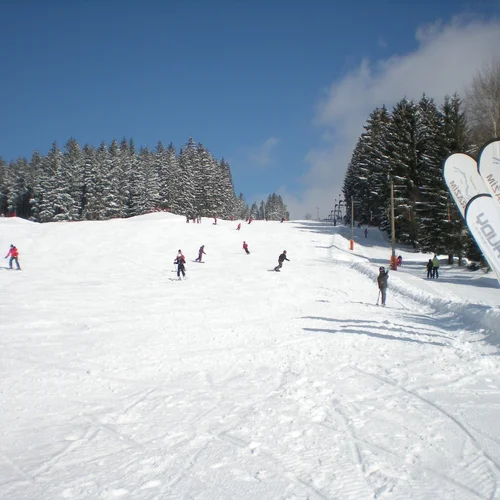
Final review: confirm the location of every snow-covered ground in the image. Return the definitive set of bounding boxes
[2,213,500,500]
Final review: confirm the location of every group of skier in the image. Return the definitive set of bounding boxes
[3,219,441,308]
[172,242,290,280]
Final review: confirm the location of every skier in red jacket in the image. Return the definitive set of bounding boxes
[4,244,21,270]
[243,241,250,254]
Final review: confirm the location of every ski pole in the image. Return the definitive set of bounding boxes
[376,289,381,305]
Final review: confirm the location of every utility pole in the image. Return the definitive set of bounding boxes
[350,199,354,250]
[316,207,320,220]
[390,180,397,270]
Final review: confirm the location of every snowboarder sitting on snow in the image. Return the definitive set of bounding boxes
[397,255,402,266]
[274,250,290,272]
[243,241,250,254]
[195,245,206,262]
[377,266,389,306]
[4,244,20,270]
[174,250,186,279]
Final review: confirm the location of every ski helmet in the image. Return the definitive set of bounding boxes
[379,266,385,272]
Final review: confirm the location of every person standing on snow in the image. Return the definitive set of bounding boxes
[4,244,21,270]
[174,250,186,279]
[432,255,440,278]
[377,266,389,306]
[237,223,241,230]
[195,245,206,262]
[426,259,433,279]
[364,228,368,238]
[274,250,290,272]
[243,241,250,254]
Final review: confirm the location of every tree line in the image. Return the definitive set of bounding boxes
[0,137,289,223]
[342,58,500,264]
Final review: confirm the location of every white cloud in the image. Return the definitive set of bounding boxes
[287,17,500,220]
[249,136,279,168]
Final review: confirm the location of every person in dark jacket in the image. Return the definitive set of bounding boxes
[195,245,206,262]
[274,250,290,271]
[426,259,433,279]
[174,250,186,279]
[377,266,389,306]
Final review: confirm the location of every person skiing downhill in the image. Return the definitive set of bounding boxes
[195,245,206,262]
[377,266,389,306]
[174,250,186,279]
[4,244,20,270]
[274,250,290,272]
[243,241,250,254]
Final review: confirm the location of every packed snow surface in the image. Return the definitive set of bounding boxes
[2,214,500,499]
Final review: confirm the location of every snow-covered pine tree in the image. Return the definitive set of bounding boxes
[154,141,170,211]
[218,158,237,218]
[195,143,214,217]
[249,202,259,219]
[413,95,446,253]
[343,136,367,222]
[362,106,391,226]
[383,98,420,246]
[0,157,8,215]
[165,143,181,214]
[234,193,249,220]
[121,138,137,218]
[36,142,63,222]
[53,137,84,221]
[5,157,31,218]
[101,139,125,219]
[80,144,101,221]
[258,200,266,220]
[177,138,198,217]
[27,151,43,221]
[135,146,160,215]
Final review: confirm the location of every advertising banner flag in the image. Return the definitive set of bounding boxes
[444,152,500,283]
[478,139,500,207]
[443,153,487,216]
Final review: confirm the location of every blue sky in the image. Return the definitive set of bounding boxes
[1,0,499,218]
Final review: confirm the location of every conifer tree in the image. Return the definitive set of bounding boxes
[177,138,197,217]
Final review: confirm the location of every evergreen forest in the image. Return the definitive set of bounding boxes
[0,137,289,223]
